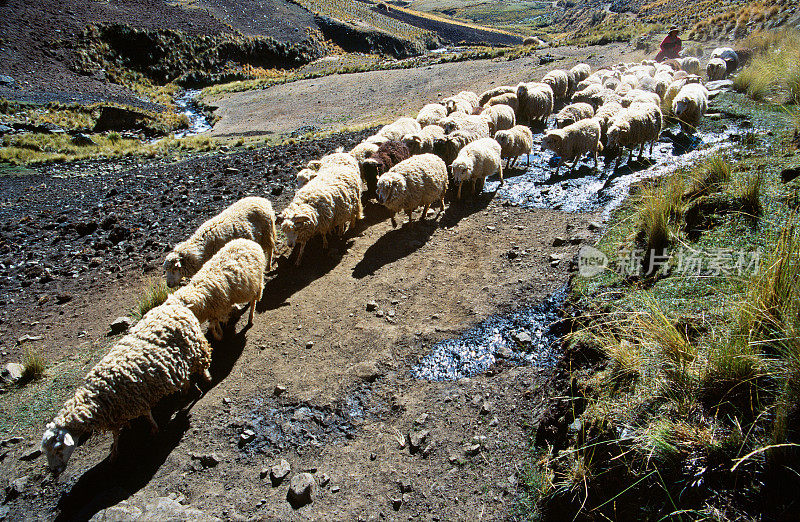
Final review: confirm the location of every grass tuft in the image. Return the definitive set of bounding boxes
[21,350,47,383]
[133,278,173,320]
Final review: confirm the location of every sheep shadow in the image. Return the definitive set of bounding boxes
[208,319,249,383]
[352,218,438,279]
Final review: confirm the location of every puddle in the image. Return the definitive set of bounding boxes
[412,286,568,381]
[173,89,213,138]
[485,123,741,219]
[236,385,389,454]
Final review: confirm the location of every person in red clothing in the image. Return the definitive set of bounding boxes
[655,26,682,62]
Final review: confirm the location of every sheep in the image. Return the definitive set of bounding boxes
[542,69,570,100]
[594,101,624,145]
[480,104,516,135]
[279,159,363,265]
[166,238,266,339]
[678,56,701,76]
[570,63,592,84]
[416,103,448,127]
[573,85,622,111]
[41,302,213,473]
[485,92,519,114]
[365,134,390,146]
[479,86,516,106]
[516,82,554,125]
[443,91,480,115]
[402,124,445,155]
[361,140,412,197]
[706,57,728,81]
[163,197,276,288]
[432,130,481,166]
[710,47,739,75]
[494,125,533,169]
[450,137,503,199]
[350,141,379,165]
[376,154,448,226]
[555,102,595,129]
[672,83,708,133]
[607,102,663,168]
[663,76,702,114]
[541,118,603,175]
[439,113,490,136]
[376,118,421,141]
[295,167,318,189]
[621,89,661,108]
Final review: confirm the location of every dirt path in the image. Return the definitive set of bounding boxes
[207,42,644,138]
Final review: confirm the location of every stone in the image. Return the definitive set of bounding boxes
[224,167,239,175]
[271,185,283,196]
[16,334,43,345]
[0,124,13,134]
[318,473,330,487]
[270,459,291,486]
[109,316,133,335]
[349,360,381,382]
[414,413,428,426]
[0,363,24,385]
[287,472,315,508]
[305,341,314,349]
[375,310,385,318]
[274,384,286,396]
[494,344,512,358]
[4,475,27,502]
[408,430,429,453]
[489,416,499,427]
[463,443,481,457]
[552,236,567,247]
[0,75,14,86]
[588,221,603,231]
[56,293,72,304]
[71,133,96,146]
[398,477,413,493]
[480,401,492,415]
[0,437,22,447]
[568,418,583,433]
[548,253,562,263]
[391,497,403,510]
[512,331,532,344]
[366,300,378,312]
[90,496,220,521]
[330,485,340,493]
[781,166,800,183]
[239,429,256,445]
[190,453,219,468]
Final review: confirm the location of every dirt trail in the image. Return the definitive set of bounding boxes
[207,42,643,138]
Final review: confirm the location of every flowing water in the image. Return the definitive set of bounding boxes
[173,89,213,138]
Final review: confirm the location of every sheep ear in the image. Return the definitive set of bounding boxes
[174,258,181,269]
[63,432,74,447]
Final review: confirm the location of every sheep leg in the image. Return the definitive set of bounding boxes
[650,140,655,157]
[322,234,328,250]
[439,195,445,213]
[248,299,256,324]
[526,153,530,167]
[390,214,397,228]
[421,204,430,221]
[498,164,504,185]
[349,216,358,234]
[593,150,599,170]
[406,209,414,224]
[110,429,121,461]
[146,409,159,435]
[202,368,213,384]
[294,241,306,266]
[638,143,644,161]
[266,248,273,270]
[457,181,463,200]
[210,321,223,341]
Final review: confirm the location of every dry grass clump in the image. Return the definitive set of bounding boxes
[21,350,47,383]
[132,278,174,320]
[733,29,800,104]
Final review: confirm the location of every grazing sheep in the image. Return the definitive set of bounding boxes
[710,47,739,75]
[279,160,363,265]
[706,57,728,81]
[376,118,421,141]
[621,89,661,108]
[607,102,663,168]
[541,118,603,175]
[480,104,516,135]
[432,130,481,166]
[672,83,708,133]
[495,125,533,169]
[485,92,520,114]
[403,125,445,155]
[361,140,412,197]
[542,69,570,100]
[443,91,480,115]
[167,239,266,340]
[479,86,515,106]
[555,102,595,129]
[451,137,503,199]
[163,197,276,288]
[678,56,701,76]
[516,82,554,125]
[376,154,448,226]
[416,103,448,127]
[570,63,592,84]
[42,302,213,473]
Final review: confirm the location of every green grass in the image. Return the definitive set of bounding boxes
[734,29,800,103]
[21,350,47,383]
[132,278,173,320]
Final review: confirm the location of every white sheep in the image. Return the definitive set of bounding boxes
[166,238,266,340]
[678,57,701,76]
[485,92,519,114]
[541,118,603,175]
[279,160,363,266]
[570,63,592,84]
[621,89,661,108]
[480,104,516,135]
[479,86,515,106]
[542,69,570,100]
[494,125,533,169]
[451,137,503,199]
[706,57,728,81]
[555,102,595,129]
[163,196,276,288]
[516,82,554,125]
[376,154,448,226]
[416,103,448,127]
[402,124,446,155]
[594,101,624,145]
[350,141,379,165]
[443,91,480,115]
[662,76,701,114]
[376,118,422,141]
[295,167,318,189]
[42,302,213,473]
[607,102,663,168]
[710,47,739,74]
[672,83,708,133]
[432,129,481,166]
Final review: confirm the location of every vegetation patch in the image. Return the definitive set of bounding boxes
[733,29,800,104]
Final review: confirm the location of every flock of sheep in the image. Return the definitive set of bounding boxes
[39,45,740,475]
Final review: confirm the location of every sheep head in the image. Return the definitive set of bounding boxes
[163,251,186,288]
[280,205,317,246]
[541,130,565,156]
[451,157,474,183]
[606,120,630,150]
[376,172,406,209]
[42,422,76,475]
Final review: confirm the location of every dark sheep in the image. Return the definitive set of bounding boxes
[361,140,411,199]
